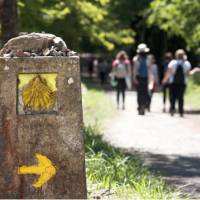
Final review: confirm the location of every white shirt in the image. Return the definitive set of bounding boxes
[152,64,159,84]
[168,59,191,84]
[115,63,127,78]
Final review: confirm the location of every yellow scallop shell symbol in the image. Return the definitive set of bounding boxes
[22,75,56,111]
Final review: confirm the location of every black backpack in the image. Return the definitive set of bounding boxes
[173,64,185,84]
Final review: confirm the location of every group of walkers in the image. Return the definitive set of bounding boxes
[112,43,192,117]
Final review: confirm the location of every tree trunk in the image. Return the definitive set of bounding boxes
[0,0,17,47]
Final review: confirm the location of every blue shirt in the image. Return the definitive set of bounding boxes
[138,57,148,78]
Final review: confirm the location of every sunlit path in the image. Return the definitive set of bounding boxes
[104,91,200,198]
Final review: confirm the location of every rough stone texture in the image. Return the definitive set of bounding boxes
[0,33,67,55]
[0,56,87,198]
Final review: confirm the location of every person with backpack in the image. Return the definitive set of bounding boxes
[162,49,191,117]
[112,51,131,110]
[133,43,153,115]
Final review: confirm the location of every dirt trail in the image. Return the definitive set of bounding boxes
[104,92,200,198]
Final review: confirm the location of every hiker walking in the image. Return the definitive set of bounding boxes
[162,49,191,117]
[161,52,173,112]
[98,58,109,85]
[112,51,131,110]
[133,43,153,115]
[147,54,159,112]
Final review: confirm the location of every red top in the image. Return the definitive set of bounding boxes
[112,59,130,69]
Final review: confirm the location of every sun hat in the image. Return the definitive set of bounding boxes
[136,43,150,53]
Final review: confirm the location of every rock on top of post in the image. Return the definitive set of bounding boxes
[0,32,76,58]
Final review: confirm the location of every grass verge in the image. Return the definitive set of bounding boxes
[185,78,200,109]
[82,84,182,199]
[82,84,115,127]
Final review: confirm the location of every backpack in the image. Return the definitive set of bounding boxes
[138,57,148,78]
[173,63,185,84]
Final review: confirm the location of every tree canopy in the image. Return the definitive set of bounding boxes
[1,0,200,61]
[17,0,138,52]
[148,0,200,54]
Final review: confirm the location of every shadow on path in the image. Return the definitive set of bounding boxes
[104,91,200,198]
[124,148,200,197]
[185,110,200,115]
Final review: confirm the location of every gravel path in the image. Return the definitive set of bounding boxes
[104,91,200,198]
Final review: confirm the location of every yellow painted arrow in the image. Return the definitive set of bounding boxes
[18,153,56,188]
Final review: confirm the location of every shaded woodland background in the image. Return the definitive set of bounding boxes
[0,0,200,65]
[0,1,200,198]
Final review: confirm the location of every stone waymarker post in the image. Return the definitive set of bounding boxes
[0,56,87,198]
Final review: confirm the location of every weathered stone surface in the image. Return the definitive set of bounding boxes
[0,56,87,198]
[0,33,68,56]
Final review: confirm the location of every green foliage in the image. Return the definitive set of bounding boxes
[148,0,200,54]
[17,0,69,31]
[17,0,135,52]
[192,72,200,85]
[82,84,115,127]
[186,77,200,109]
[82,84,181,199]
[85,125,181,199]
